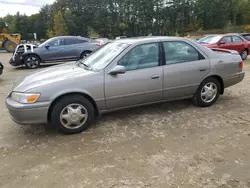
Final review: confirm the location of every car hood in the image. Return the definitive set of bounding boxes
[12,62,95,92]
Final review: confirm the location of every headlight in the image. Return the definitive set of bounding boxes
[11,92,40,104]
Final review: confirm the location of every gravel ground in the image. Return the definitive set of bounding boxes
[0,51,250,188]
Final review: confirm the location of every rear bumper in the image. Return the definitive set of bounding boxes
[6,97,49,125]
[224,72,245,88]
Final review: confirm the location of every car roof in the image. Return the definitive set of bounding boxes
[52,36,89,40]
[114,36,191,45]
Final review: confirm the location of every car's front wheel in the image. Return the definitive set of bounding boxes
[24,55,41,69]
[51,95,95,134]
[193,77,221,107]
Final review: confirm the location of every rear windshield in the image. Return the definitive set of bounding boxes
[200,36,222,44]
[197,36,215,43]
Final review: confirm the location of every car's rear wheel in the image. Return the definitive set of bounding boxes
[241,50,248,60]
[193,77,221,107]
[80,51,91,59]
[51,95,95,134]
[24,55,41,69]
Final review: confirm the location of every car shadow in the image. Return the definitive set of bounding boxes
[17,94,240,138]
[17,99,193,138]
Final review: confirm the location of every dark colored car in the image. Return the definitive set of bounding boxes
[0,62,4,75]
[200,34,250,60]
[239,33,250,41]
[9,36,101,69]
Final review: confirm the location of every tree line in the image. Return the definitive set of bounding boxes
[1,0,250,40]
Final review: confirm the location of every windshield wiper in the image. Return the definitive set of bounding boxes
[77,61,95,71]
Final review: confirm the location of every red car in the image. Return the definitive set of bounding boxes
[199,34,250,60]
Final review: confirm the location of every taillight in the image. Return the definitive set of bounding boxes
[96,43,101,46]
[239,61,243,68]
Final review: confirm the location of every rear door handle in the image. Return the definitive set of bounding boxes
[199,69,206,72]
[151,75,160,79]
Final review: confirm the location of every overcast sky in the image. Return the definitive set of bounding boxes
[0,0,55,17]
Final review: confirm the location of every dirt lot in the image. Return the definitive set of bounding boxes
[0,52,250,188]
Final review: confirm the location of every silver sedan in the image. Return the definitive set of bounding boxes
[6,37,245,134]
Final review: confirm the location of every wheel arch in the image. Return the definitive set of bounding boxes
[201,75,224,94]
[23,53,42,62]
[2,40,7,48]
[80,50,92,58]
[47,92,100,123]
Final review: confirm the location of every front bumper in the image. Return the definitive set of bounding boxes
[9,56,24,66]
[224,72,245,88]
[5,97,50,125]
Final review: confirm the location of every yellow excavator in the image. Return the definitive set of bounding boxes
[0,33,21,53]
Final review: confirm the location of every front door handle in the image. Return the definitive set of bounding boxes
[151,75,160,79]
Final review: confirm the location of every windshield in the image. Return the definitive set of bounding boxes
[198,36,215,43]
[200,36,222,44]
[38,38,53,47]
[77,42,129,71]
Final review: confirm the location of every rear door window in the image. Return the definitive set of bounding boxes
[65,38,88,45]
[232,36,243,43]
[163,41,204,65]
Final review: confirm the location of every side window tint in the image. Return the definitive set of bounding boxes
[49,39,64,46]
[118,43,159,71]
[65,38,82,45]
[163,41,203,65]
[232,36,243,43]
[78,39,87,43]
[221,37,231,43]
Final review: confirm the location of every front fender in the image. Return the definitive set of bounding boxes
[22,51,41,59]
[49,88,93,103]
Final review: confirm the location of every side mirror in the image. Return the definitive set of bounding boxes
[219,41,226,45]
[109,65,126,75]
[45,45,50,49]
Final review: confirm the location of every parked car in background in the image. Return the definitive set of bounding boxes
[239,33,250,41]
[115,36,127,39]
[0,62,3,75]
[197,35,216,43]
[6,37,244,134]
[200,34,250,60]
[95,38,110,45]
[9,36,101,69]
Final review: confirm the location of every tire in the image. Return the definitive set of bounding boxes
[241,50,248,60]
[80,51,91,59]
[193,77,221,107]
[24,54,41,69]
[4,40,17,53]
[51,95,95,134]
